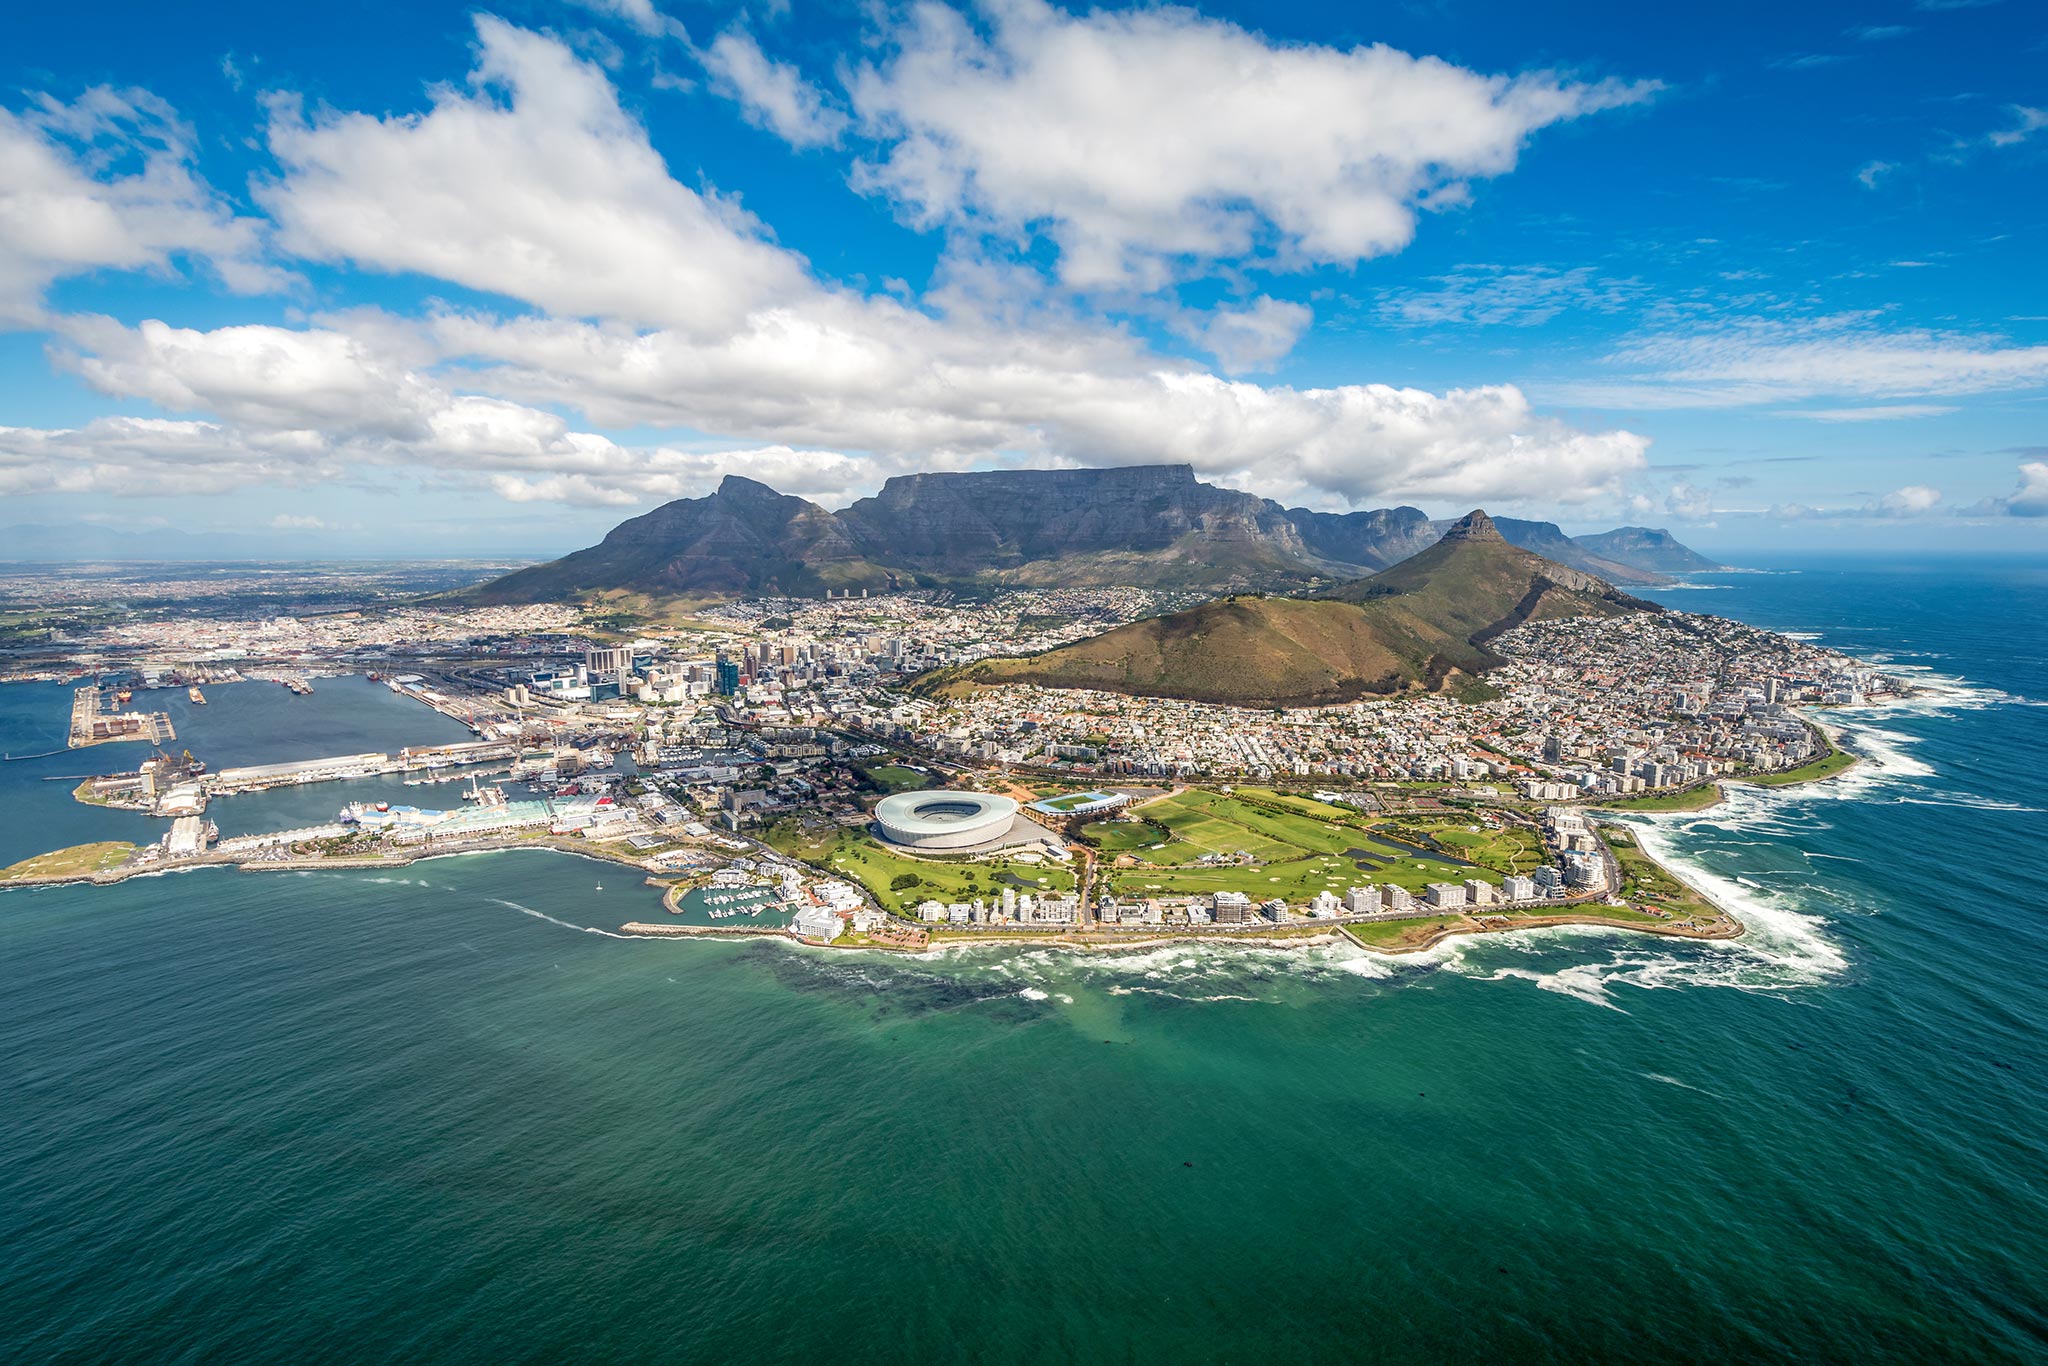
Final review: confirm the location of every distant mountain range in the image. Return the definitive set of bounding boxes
[465,464,1721,604]
[923,510,1659,708]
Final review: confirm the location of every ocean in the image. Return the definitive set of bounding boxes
[2,557,2044,1363]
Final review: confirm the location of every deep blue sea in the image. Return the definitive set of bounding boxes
[2,558,2045,1363]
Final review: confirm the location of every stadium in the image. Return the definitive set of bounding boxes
[873,790,1019,851]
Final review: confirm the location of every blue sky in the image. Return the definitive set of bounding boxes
[1,0,2043,558]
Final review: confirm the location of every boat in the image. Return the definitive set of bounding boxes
[374,801,390,813]
[188,687,207,704]
[115,690,133,704]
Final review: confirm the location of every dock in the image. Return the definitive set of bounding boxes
[67,684,175,750]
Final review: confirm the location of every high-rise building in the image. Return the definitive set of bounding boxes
[583,646,632,680]
[714,654,741,696]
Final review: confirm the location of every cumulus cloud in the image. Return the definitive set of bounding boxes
[0,85,281,326]
[701,29,846,147]
[259,15,809,335]
[845,0,1656,289]
[1964,461,2048,517]
[1170,296,1312,372]
[24,20,1652,513]
[1875,484,1943,516]
[1550,315,2048,409]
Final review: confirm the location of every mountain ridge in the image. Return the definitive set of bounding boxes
[463,466,1720,604]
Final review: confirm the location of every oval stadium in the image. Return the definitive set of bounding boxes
[874,790,1019,851]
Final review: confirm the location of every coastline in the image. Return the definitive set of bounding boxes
[6,709,1886,960]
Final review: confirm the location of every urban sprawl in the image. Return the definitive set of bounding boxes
[5,585,1896,952]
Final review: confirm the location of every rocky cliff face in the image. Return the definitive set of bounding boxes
[837,464,1312,576]
[467,475,895,602]
[1429,513,1662,584]
[1280,503,1440,572]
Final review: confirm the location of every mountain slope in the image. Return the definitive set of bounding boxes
[930,511,1657,708]
[1428,514,1659,584]
[1575,526,1723,574]
[465,476,897,603]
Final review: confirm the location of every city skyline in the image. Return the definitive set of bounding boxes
[3,0,2045,556]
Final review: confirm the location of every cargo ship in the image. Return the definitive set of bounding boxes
[188,687,207,704]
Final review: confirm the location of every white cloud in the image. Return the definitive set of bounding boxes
[1769,485,1947,520]
[259,15,808,336]
[1965,461,2048,517]
[563,0,682,40]
[845,0,1656,289]
[0,86,281,326]
[269,513,326,529]
[23,21,1653,514]
[0,417,340,497]
[1551,315,2048,409]
[1876,484,1942,516]
[1778,404,1957,421]
[1856,159,1897,189]
[701,29,846,147]
[1377,264,1639,327]
[1987,105,2048,148]
[1171,296,1312,372]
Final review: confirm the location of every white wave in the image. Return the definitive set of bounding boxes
[492,898,634,939]
[1894,795,2045,813]
[1018,987,1049,1001]
[1641,1071,1724,1099]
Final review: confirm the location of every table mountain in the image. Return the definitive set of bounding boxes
[836,465,1324,587]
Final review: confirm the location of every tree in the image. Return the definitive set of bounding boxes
[890,872,923,891]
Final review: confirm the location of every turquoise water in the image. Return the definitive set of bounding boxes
[3,560,2045,1362]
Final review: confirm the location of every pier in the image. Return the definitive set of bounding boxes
[67,684,175,750]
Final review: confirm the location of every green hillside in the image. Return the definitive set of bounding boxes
[923,511,1655,707]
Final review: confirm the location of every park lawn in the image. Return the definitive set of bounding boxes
[762,821,1073,917]
[1406,820,1545,876]
[1233,787,1371,821]
[1078,818,1168,853]
[1598,785,1724,812]
[1143,789,1358,861]
[1101,842,1479,904]
[859,763,931,793]
[1603,833,1718,920]
[0,841,137,881]
[1344,916,1467,949]
[1741,748,1855,787]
